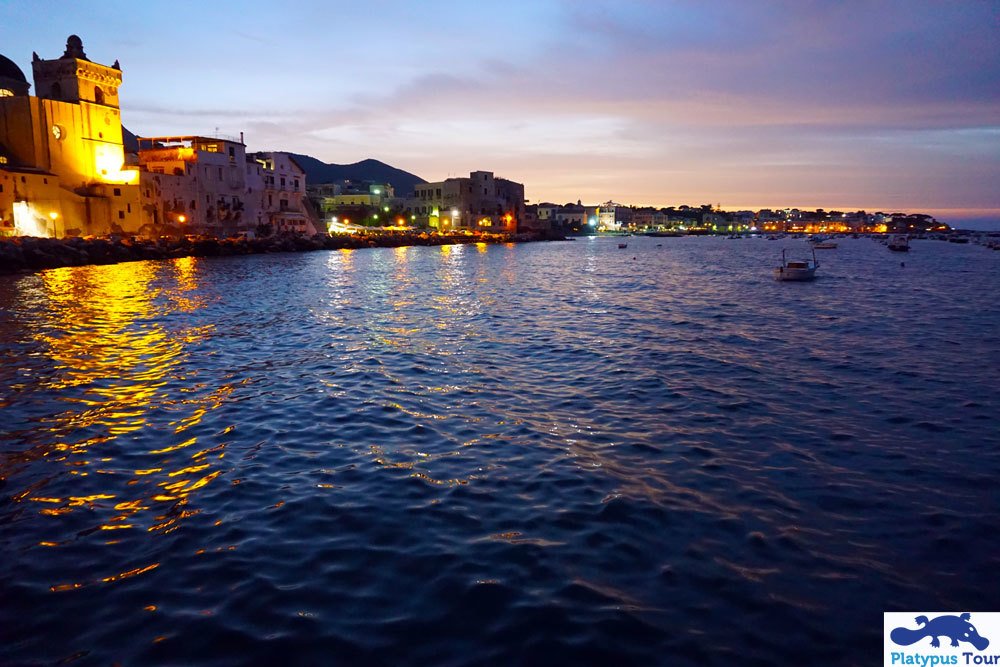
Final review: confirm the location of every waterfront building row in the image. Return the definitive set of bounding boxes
[1,36,318,240]
[526,201,949,235]
[406,171,523,234]
[307,170,526,235]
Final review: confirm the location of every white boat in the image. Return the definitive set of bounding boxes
[887,235,909,252]
[774,248,818,281]
[811,240,838,249]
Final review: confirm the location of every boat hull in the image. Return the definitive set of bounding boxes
[774,267,817,281]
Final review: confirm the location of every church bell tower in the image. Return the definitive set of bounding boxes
[31,35,121,108]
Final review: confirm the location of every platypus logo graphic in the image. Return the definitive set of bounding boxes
[890,613,990,650]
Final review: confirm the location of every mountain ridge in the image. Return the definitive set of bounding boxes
[286,154,426,197]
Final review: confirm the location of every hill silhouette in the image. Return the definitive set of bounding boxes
[288,154,426,197]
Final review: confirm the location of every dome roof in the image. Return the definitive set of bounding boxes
[0,53,28,83]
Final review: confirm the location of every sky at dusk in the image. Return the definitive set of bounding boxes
[2,1,999,227]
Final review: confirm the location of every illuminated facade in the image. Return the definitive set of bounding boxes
[0,36,140,237]
[138,135,251,238]
[137,141,319,238]
[598,202,630,231]
[314,182,395,216]
[407,171,523,233]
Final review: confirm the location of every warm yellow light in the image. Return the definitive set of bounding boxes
[177,215,187,223]
[49,211,59,220]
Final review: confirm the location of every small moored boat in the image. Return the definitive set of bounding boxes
[887,235,909,252]
[618,243,628,249]
[774,248,818,281]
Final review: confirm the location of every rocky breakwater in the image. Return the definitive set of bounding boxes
[0,231,562,275]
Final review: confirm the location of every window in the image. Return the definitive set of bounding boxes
[280,178,285,188]
[43,178,48,184]
[127,204,132,213]
[113,188,121,196]
[118,210,125,219]
[94,86,105,105]
[294,179,299,189]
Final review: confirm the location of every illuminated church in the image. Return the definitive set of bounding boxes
[0,35,140,237]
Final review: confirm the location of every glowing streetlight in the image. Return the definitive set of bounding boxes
[178,214,187,223]
[49,211,59,221]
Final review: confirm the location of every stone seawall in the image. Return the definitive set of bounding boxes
[0,231,563,275]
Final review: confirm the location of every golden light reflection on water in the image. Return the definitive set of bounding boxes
[10,258,234,553]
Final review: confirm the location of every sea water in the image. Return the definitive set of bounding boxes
[1,236,998,665]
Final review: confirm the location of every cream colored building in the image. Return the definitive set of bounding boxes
[247,152,317,236]
[0,36,140,237]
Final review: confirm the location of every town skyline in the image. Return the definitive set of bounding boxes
[2,1,998,229]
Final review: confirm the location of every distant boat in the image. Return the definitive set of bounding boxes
[618,243,628,249]
[810,237,838,249]
[887,235,910,252]
[774,248,818,281]
[948,236,969,244]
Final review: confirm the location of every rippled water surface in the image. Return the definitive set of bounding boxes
[2,237,998,666]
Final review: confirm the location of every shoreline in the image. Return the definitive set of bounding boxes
[0,231,566,276]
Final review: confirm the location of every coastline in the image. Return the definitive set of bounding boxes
[0,231,565,276]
